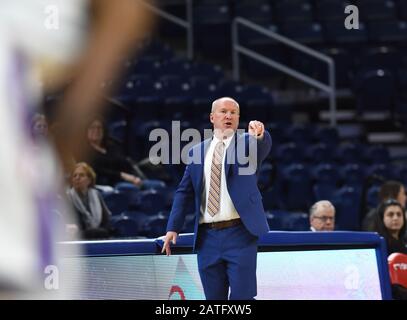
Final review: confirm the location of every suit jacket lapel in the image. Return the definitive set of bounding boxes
[194,139,211,192]
[224,133,238,177]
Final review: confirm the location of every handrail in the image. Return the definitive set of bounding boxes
[141,0,194,59]
[232,17,337,127]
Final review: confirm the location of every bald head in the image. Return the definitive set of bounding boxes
[211,97,240,113]
[210,97,240,138]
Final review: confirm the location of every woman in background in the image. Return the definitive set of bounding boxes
[363,180,406,232]
[84,117,144,187]
[67,162,112,239]
[31,113,49,139]
[374,199,407,256]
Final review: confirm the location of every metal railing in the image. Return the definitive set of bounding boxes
[142,0,194,59]
[232,17,337,126]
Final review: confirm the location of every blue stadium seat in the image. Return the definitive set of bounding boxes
[240,45,286,79]
[258,162,274,191]
[142,215,168,238]
[392,165,407,185]
[159,58,192,79]
[332,186,361,230]
[356,46,402,75]
[322,47,353,88]
[339,163,365,191]
[131,57,162,77]
[217,82,273,119]
[115,182,141,194]
[159,77,192,114]
[312,163,339,201]
[134,120,166,139]
[266,122,287,146]
[132,189,167,214]
[400,0,407,20]
[121,78,163,111]
[315,0,352,22]
[324,21,368,45]
[266,210,309,231]
[368,21,407,44]
[275,143,305,165]
[140,40,174,61]
[281,164,314,211]
[193,5,231,57]
[281,22,324,45]
[112,215,140,238]
[234,3,273,24]
[305,143,335,164]
[275,0,313,23]
[108,120,127,143]
[364,145,390,164]
[290,50,329,84]
[239,84,274,120]
[366,184,381,210]
[238,23,280,53]
[311,163,339,182]
[335,143,364,164]
[121,210,151,233]
[217,80,245,100]
[284,212,310,231]
[190,81,220,109]
[261,186,281,211]
[313,125,340,146]
[103,191,130,216]
[284,125,314,146]
[266,210,285,231]
[365,163,391,180]
[354,68,397,114]
[189,62,225,81]
[357,0,397,21]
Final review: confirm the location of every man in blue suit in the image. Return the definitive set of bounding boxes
[162,97,271,300]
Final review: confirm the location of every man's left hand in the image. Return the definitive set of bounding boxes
[248,120,265,139]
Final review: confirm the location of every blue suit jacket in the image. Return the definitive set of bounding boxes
[167,131,272,249]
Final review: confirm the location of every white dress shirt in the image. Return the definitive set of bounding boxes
[199,134,241,224]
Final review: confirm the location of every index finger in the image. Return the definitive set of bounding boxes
[161,237,169,253]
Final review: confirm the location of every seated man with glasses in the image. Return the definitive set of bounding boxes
[309,200,336,231]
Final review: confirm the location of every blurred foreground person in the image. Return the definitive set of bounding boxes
[0,0,152,298]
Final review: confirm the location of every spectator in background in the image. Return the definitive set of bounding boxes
[83,117,144,187]
[31,113,49,139]
[374,199,407,256]
[309,200,336,231]
[362,181,406,231]
[83,117,166,190]
[66,162,113,240]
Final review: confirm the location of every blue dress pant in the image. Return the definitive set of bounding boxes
[196,223,258,300]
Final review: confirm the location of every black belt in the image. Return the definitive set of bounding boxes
[200,218,242,230]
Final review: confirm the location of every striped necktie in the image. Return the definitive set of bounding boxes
[207,141,225,216]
